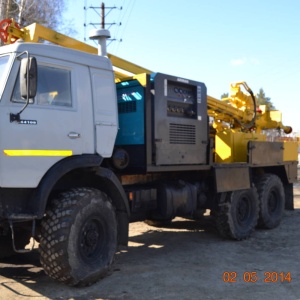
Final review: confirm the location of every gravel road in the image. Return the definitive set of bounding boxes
[1,183,300,299]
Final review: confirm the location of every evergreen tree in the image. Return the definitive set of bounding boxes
[221,93,229,99]
[256,88,275,110]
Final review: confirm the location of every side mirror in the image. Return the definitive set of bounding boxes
[20,57,37,99]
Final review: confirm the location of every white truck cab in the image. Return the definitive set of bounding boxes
[0,42,118,188]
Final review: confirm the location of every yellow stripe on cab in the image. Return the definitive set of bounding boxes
[3,150,73,156]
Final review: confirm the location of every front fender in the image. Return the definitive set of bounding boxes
[33,154,102,218]
[94,167,130,246]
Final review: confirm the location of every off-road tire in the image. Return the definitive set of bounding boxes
[39,187,117,287]
[215,188,259,240]
[254,174,285,229]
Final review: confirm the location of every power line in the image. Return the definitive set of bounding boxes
[114,0,135,54]
[83,1,123,47]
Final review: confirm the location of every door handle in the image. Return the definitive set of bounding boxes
[68,132,81,139]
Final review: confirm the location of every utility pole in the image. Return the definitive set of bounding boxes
[101,2,104,29]
[84,1,122,44]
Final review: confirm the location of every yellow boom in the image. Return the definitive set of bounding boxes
[4,19,151,80]
[1,18,293,134]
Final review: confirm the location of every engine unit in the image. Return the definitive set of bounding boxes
[114,73,208,172]
[152,73,208,165]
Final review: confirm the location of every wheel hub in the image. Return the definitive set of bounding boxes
[80,220,102,258]
[268,191,278,213]
[237,198,250,224]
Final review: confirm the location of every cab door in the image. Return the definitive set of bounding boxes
[90,67,118,158]
[0,57,94,188]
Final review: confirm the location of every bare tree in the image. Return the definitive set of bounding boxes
[0,0,76,46]
[17,0,26,23]
[0,0,7,20]
[1,0,66,30]
[0,0,8,45]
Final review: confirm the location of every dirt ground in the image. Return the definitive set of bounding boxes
[1,185,300,299]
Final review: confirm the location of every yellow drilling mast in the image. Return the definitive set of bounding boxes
[0,18,295,163]
[1,18,292,134]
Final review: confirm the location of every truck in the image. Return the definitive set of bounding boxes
[0,18,298,286]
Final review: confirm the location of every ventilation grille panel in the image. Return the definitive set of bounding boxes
[169,123,196,144]
[118,101,137,114]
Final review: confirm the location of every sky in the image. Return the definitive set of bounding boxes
[64,0,300,134]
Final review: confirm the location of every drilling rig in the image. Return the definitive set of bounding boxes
[0,17,297,286]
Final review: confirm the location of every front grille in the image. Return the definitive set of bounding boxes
[169,123,196,144]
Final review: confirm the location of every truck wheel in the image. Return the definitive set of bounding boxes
[254,174,284,229]
[215,188,259,240]
[39,187,117,287]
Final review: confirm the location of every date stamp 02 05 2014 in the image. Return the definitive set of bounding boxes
[223,272,293,283]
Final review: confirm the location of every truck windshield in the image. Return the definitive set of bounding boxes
[0,55,10,99]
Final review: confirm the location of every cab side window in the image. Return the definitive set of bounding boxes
[12,65,72,107]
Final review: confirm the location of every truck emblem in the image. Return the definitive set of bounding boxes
[18,119,37,125]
